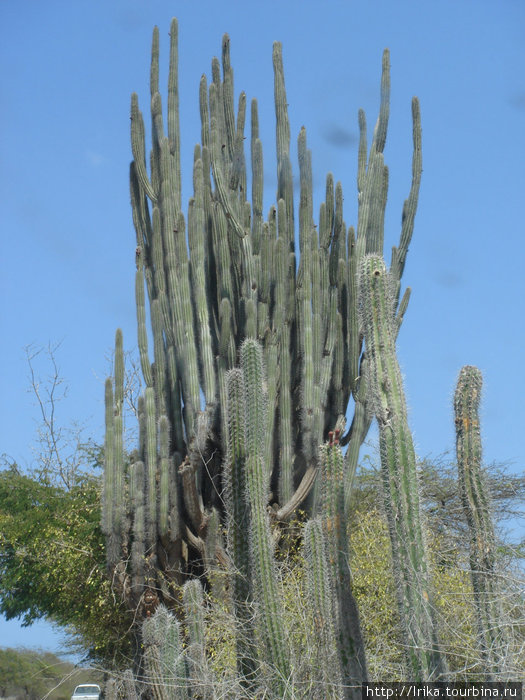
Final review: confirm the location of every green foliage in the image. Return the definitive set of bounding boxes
[0,465,132,665]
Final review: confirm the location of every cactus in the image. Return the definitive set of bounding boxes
[183,580,212,698]
[359,254,445,680]
[320,436,367,698]
[223,366,257,686]
[142,604,187,700]
[454,366,503,679]
[122,669,140,700]
[303,517,343,698]
[101,16,424,693]
[230,339,292,697]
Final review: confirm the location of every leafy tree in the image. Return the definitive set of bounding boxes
[0,464,132,665]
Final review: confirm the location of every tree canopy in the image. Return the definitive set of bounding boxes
[0,465,132,665]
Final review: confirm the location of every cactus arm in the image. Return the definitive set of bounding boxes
[183,580,212,696]
[130,459,146,601]
[130,93,157,202]
[390,97,422,307]
[188,156,217,406]
[102,377,115,540]
[135,269,154,388]
[167,18,182,212]
[143,604,187,699]
[158,416,170,539]
[113,330,125,543]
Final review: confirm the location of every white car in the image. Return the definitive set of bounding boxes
[71,684,101,700]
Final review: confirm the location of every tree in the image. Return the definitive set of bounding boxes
[0,464,132,665]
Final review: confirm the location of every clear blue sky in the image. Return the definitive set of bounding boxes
[1,0,524,659]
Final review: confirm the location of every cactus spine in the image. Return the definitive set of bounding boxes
[359,255,445,680]
[454,366,503,679]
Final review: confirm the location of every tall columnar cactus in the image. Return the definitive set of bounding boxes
[227,339,292,698]
[303,517,343,698]
[102,15,423,687]
[359,254,445,680]
[182,579,212,698]
[142,604,187,700]
[320,436,367,697]
[223,366,257,686]
[454,366,503,679]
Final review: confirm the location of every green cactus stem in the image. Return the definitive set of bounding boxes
[454,366,503,680]
[320,436,368,698]
[183,579,212,697]
[359,254,445,680]
[303,517,343,698]
[236,338,292,697]
[142,604,187,700]
[224,366,257,687]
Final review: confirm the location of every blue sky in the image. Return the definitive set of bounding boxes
[1,0,524,659]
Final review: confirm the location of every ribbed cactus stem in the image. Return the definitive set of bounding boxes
[102,377,114,539]
[144,387,158,549]
[320,439,367,698]
[158,416,170,539]
[359,254,445,680]
[130,460,145,596]
[114,330,125,539]
[135,269,153,388]
[143,604,187,700]
[224,367,257,685]
[240,339,292,697]
[122,669,140,700]
[303,518,342,697]
[454,366,502,679]
[183,579,211,696]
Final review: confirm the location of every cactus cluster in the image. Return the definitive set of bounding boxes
[100,17,513,698]
[101,18,421,624]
